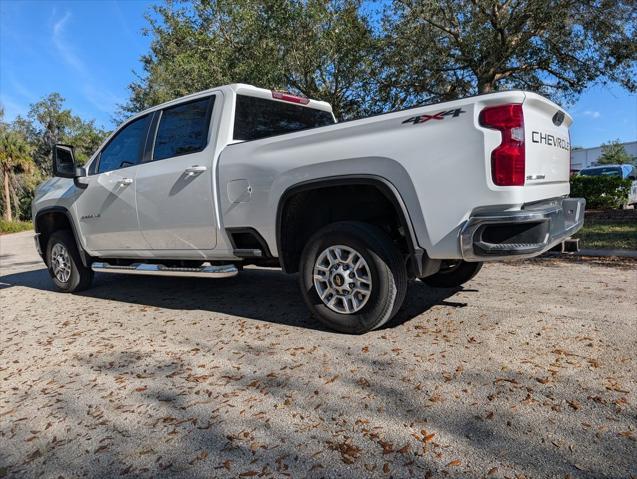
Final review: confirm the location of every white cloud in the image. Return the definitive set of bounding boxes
[9,73,36,102]
[581,110,601,119]
[82,84,123,114]
[52,11,88,77]
[51,11,121,117]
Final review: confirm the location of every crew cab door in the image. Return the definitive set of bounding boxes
[77,114,152,252]
[135,95,218,250]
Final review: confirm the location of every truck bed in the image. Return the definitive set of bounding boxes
[218,91,572,259]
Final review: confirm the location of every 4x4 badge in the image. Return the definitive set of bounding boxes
[402,108,466,125]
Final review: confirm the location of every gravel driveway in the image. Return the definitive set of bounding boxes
[1,231,636,478]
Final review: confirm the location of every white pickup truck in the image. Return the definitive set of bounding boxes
[33,83,584,333]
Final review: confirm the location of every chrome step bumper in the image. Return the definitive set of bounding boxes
[91,262,238,278]
[460,197,585,261]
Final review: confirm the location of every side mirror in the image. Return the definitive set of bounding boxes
[53,144,86,179]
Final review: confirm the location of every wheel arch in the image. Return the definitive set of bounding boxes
[275,175,430,276]
[34,206,90,267]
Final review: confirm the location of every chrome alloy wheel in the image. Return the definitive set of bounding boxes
[313,245,372,314]
[51,243,72,283]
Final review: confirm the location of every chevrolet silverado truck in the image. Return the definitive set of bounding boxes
[33,83,584,333]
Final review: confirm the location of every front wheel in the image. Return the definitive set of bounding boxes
[422,260,482,288]
[46,230,94,292]
[299,222,407,334]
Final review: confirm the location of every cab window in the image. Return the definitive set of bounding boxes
[153,97,214,161]
[233,95,335,141]
[97,114,151,174]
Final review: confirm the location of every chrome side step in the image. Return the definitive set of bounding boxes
[91,262,238,278]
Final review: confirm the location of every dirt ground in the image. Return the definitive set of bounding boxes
[1,231,636,478]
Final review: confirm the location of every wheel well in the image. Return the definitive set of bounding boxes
[35,211,74,262]
[277,182,417,274]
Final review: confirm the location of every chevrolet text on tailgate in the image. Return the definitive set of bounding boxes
[33,84,584,333]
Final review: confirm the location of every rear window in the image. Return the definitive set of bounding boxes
[153,97,214,161]
[580,167,622,177]
[233,95,334,141]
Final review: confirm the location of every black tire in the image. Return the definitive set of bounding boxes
[299,221,407,334]
[423,260,482,288]
[46,230,94,292]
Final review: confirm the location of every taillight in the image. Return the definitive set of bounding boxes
[479,104,525,186]
[271,91,310,105]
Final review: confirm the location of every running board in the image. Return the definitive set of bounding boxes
[91,262,238,278]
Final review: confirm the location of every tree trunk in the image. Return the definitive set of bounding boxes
[3,169,12,222]
[478,79,495,94]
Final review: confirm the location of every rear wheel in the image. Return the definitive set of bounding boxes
[46,230,93,292]
[422,260,482,288]
[299,221,407,334]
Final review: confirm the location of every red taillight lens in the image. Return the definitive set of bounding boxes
[479,104,525,186]
[271,91,310,105]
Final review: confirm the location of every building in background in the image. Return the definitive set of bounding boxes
[571,140,637,171]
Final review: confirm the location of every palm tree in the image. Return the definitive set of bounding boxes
[0,128,34,221]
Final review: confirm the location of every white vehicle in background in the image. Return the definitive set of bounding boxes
[32,84,584,333]
[578,164,637,206]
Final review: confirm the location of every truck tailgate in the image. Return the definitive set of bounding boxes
[523,93,572,186]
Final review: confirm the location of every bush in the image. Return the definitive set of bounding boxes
[570,175,632,209]
[0,219,33,234]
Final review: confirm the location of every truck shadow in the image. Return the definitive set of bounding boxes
[0,267,465,332]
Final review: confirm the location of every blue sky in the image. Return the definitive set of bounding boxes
[0,0,154,128]
[1,0,636,148]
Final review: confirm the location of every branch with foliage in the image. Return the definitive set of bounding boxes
[123,0,636,118]
[12,93,109,175]
[0,120,34,222]
[0,94,108,221]
[123,0,378,120]
[377,0,637,109]
[597,139,637,166]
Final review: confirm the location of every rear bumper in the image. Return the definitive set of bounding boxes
[460,197,585,261]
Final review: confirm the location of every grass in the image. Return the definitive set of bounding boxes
[0,219,33,235]
[574,220,637,250]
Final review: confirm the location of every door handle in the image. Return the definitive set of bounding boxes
[185,165,207,176]
[118,177,134,186]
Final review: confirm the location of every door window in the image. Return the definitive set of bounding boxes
[153,97,214,161]
[97,114,151,174]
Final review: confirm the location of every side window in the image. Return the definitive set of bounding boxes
[153,97,213,161]
[98,115,151,174]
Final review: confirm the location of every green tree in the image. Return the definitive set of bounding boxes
[15,93,108,174]
[378,0,637,109]
[124,0,377,120]
[2,95,107,220]
[597,139,637,165]
[67,115,110,165]
[0,123,34,221]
